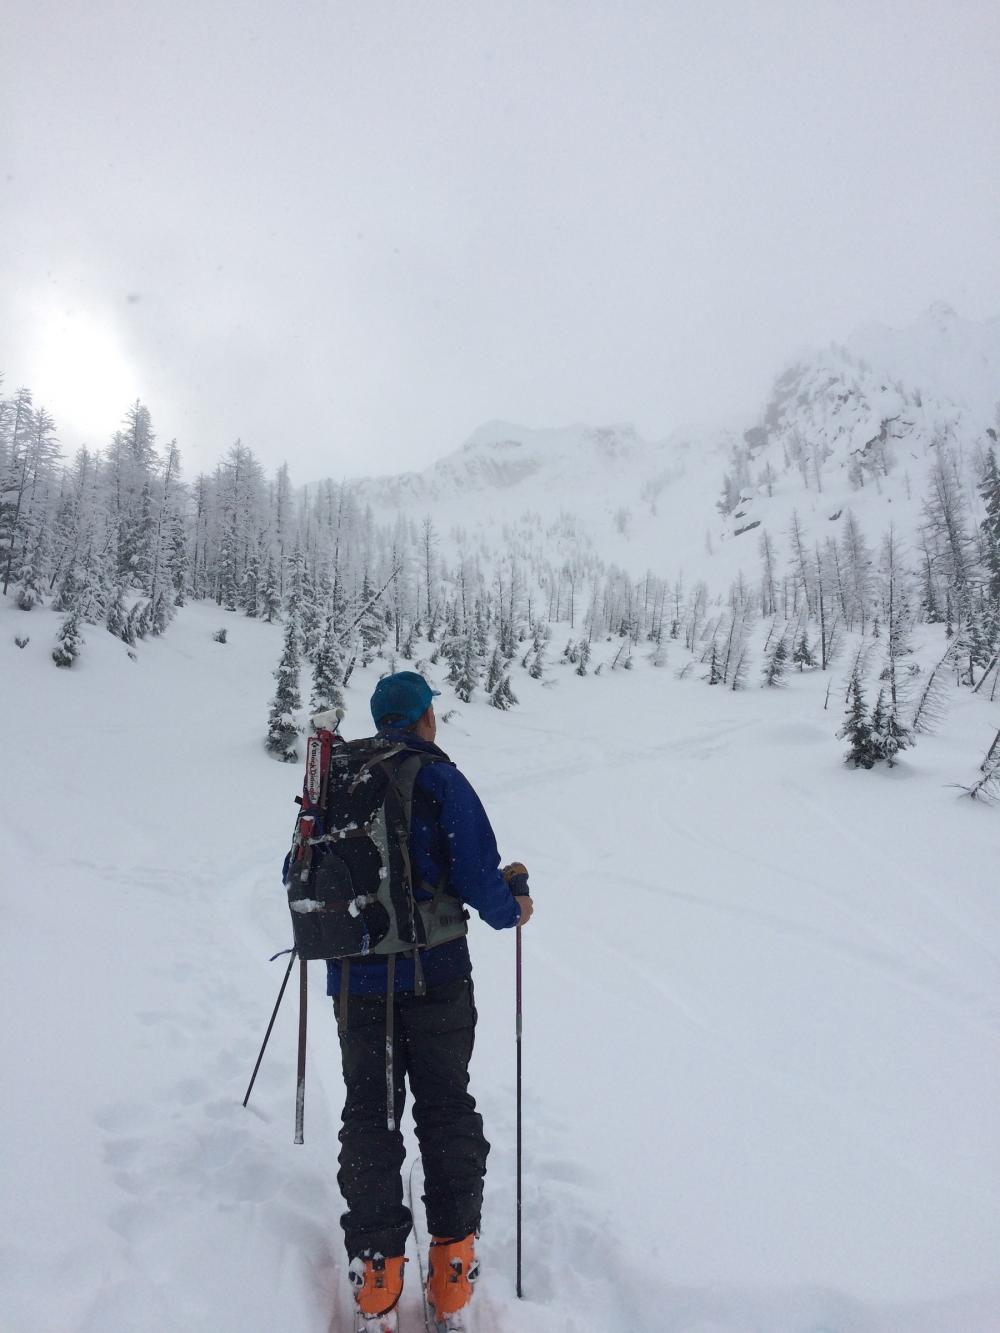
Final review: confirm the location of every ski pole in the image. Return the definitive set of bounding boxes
[295,956,308,1144]
[516,917,524,1298]
[504,862,531,1298]
[243,949,296,1110]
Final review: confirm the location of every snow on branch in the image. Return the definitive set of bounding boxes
[958,728,1000,802]
[910,638,961,736]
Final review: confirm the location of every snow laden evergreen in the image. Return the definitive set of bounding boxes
[51,607,83,667]
[310,614,345,714]
[15,522,48,610]
[980,446,1000,603]
[265,615,303,761]
[761,623,790,686]
[105,585,134,645]
[839,668,876,768]
[1,393,191,667]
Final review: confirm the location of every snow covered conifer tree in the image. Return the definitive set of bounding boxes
[788,509,815,616]
[978,446,1000,605]
[871,687,910,767]
[758,529,778,618]
[300,560,322,661]
[108,401,157,588]
[528,622,548,678]
[793,631,816,670]
[52,607,83,667]
[878,525,917,732]
[241,547,260,618]
[51,560,81,613]
[707,638,722,684]
[284,543,306,623]
[310,615,345,714]
[761,633,789,686]
[473,602,489,659]
[489,671,518,710]
[105,585,133,643]
[453,638,481,703]
[729,643,750,690]
[839,670,876,769]
[839,510,874,633]
[74,541,111,625]
[357,570,387,665]
[1,388,40,595]
[126,597,153,641]
[260,553,281,623]
[0,389,35,545]
[150,590,173,635]
[15,522,48,610]
[46,475,82,596]
[485,645,503,691]
[218,519,239,611]
[874,687,890,762]
[166,511,188,606]
[921,449,978,628]
[266,618,303,761]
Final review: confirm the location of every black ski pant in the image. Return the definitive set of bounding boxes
[334,975,489,1260]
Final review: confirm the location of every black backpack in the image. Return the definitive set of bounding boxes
[283,729,469,967]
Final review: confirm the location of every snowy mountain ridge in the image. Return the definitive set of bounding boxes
[349,419,660,506]
[334,305,999,599]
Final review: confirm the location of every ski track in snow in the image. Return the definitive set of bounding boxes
[3,599,1000,1333]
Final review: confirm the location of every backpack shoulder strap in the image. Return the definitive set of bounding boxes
[388,748,448,828]
[384,749,458,913]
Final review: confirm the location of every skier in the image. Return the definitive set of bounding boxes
[334,670,533,1332]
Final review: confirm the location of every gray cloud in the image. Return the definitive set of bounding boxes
[3,0,999,479]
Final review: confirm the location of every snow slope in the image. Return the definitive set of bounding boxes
[3,597,999,1333]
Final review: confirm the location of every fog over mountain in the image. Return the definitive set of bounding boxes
[328,304,1000,595]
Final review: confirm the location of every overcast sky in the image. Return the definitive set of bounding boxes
[3,0,999,481]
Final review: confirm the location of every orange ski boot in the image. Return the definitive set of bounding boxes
[348,1251,406,1332]
[426,1233,479,1330]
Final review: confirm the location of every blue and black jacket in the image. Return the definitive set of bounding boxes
[325,727,521,998]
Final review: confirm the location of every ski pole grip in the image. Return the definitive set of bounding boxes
[502,861,530,897]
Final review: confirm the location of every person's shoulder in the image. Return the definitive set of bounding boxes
[417,747,475,796]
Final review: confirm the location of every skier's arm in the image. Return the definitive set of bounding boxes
[425,764,520,930]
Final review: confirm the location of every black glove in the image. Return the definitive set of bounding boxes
[501,861,530,897]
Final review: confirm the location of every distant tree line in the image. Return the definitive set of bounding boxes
[3,374,999,778]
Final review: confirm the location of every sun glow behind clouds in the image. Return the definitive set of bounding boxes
[24,299,139,443]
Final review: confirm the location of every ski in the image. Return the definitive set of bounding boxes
[353,1312,399,1333]
[348,1251,406,1333]
[407,1157,436,1332]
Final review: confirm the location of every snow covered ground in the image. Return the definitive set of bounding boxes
[2,597,1000,1333]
